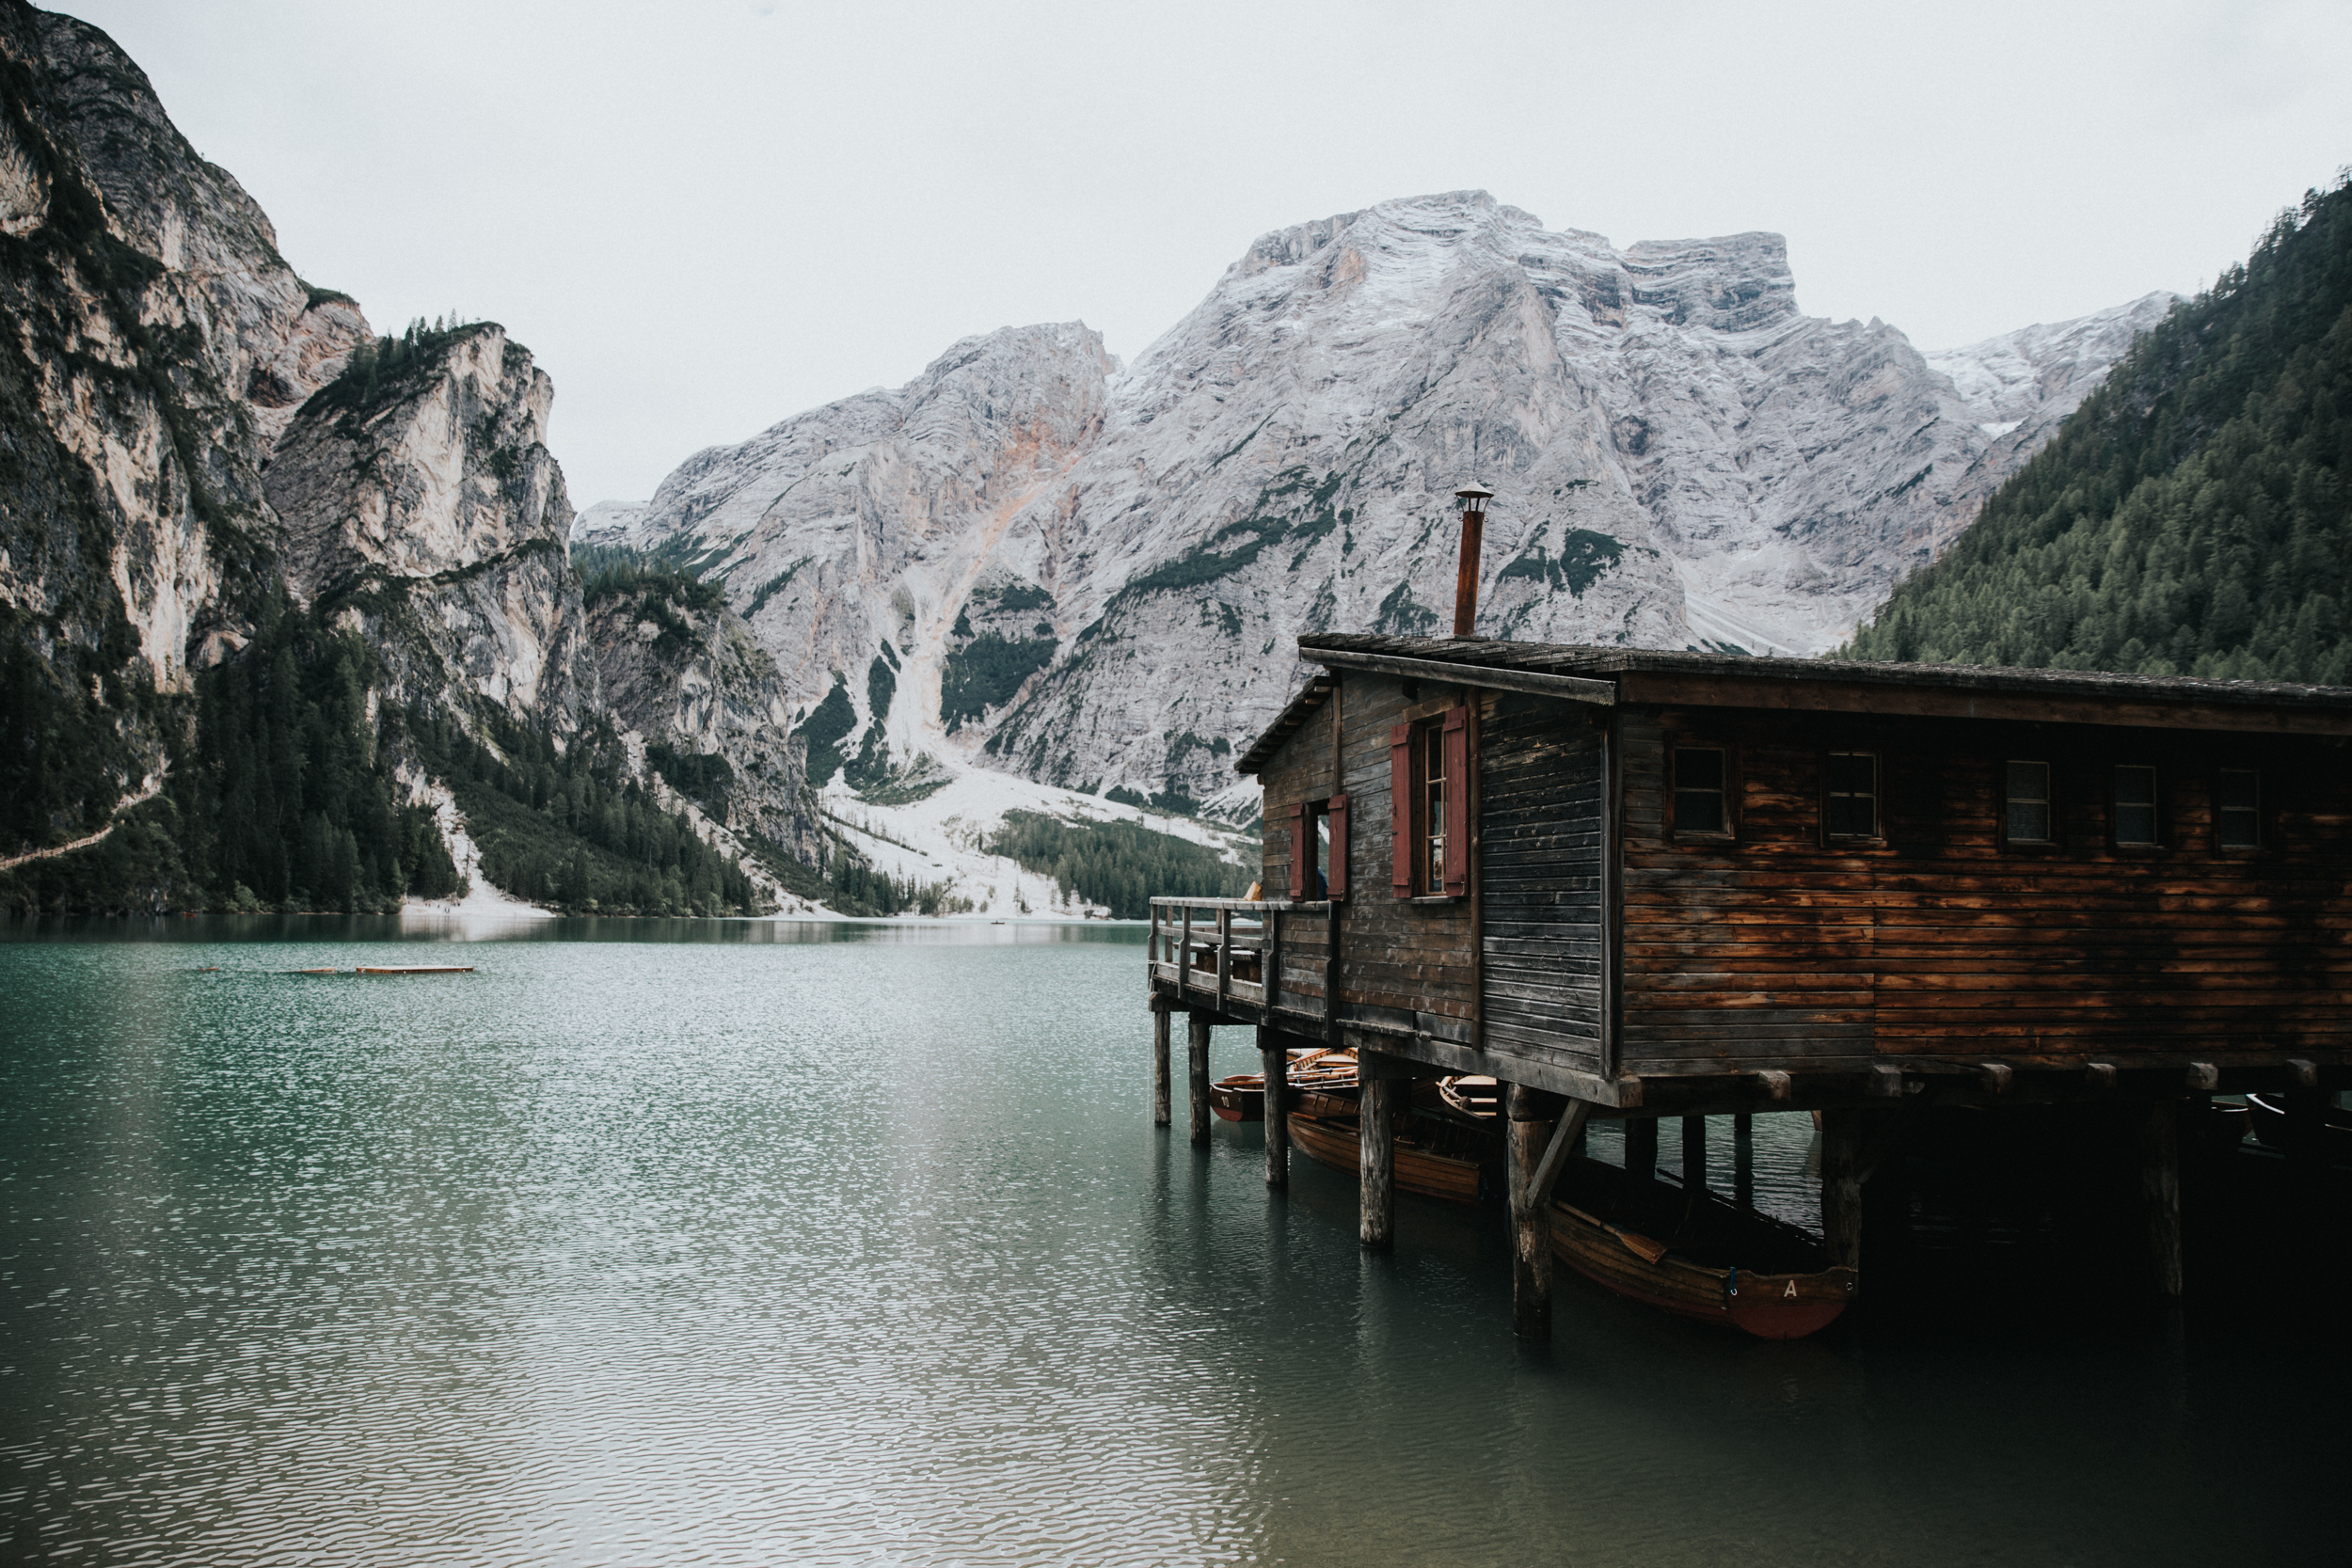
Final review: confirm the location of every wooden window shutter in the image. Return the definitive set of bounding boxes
[1327,794,1349,900]
[1442,706,1470,896]
[1287,801,1307,900]
[1390,724,1413,895]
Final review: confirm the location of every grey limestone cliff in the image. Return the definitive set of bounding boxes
[614,193,2175,816]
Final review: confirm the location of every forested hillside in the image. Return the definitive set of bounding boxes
[1842,174,2351,680]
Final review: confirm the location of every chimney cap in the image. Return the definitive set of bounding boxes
[1454,482,1495,506]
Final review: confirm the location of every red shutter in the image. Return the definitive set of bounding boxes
[1442,706,1470,896]
[1390,724,1413,895]
[1326,793,1349,900]
[1287,801,1307,900]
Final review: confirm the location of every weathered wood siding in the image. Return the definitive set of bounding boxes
[1480,693,1606,1073]
[1257,697,1330,905]
[1619,707,2352,1070]
[1335,675,1478,1041]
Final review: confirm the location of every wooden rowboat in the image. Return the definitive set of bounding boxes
[1209,1049,1358,1122]
[1549,1155,1855,1339]
[2246,1091,2352,1156]
[1285,1109,1498,1206]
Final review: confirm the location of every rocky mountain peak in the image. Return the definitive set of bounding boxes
[608,192,2180,819]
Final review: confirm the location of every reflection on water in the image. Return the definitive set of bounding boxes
[0,916,2340,1565]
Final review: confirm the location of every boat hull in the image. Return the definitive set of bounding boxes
[1549,1207,1853,1339]
[1286,1112,1488,1206]
[1546,1157,1855,1340]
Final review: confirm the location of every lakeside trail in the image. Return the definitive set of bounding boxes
[0,774,165,872]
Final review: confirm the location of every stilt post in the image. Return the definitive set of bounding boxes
[1359,1052,1407,1249]
[1625,1116,1658,1180]
[1259,1027,1289,1189]
[1508,1083,1567,1338]
[1187,1012,1212,1148]
[1733,1113,1754,1210]
[1151,997,1171,1127]
[1680,1114,1708,1190]
[1820,1106,1865,1272]
[2133,1098,2185,1298]
[2284,1086,2326,1188]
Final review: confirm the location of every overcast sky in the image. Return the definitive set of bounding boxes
[60,0,2352,509]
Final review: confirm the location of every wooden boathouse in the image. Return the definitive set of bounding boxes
[1149,627,2352,1334]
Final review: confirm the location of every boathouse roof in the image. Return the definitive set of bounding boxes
[1234,633,2352,775]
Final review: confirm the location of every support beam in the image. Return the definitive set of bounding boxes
[1152,1002,1171,1128]
[1259,1028,1289,1190]
[1187,1013,1212,1148]
[1820,1107,1866,1272]
[2285,1086,2326,1186]
[1680,1114,1708,1190]
[1733,1113,1755,1210]
[1507,1085,1569,1338]
[1359,1053,1409,1249]
[2132,1099,2184,1299]
[1625,1117,1658,1180]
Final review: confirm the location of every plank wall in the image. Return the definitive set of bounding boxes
[1619,707,2352,1070]
[1329,673,1478,1041]
[1480,693,1607,1073]
[1255,690,1338,1005]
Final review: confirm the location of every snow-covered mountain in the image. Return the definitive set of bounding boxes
[603,193,2172,820]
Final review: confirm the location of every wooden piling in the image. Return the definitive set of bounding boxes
[2132,1099,2184,1298]
[2285,1086,2326,1186]
[1187,1012,1212,1148]
[1820,1107,1865,1272]
[1625,1117,1658,1180]
[1508,1084,1565,1338]
[1680,1114,1708,1190]
[1733,1113,1754,1210]
[1359,1054,1406,1249]
[1152,999,1171,1128]
[1259,1027,1289,1189]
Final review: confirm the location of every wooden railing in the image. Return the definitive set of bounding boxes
[1148,896,1333,1022]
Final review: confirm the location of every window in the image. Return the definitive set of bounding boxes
[1674,747,1729,835]
[2005,760,2053,844]
[1287,795,1348,899]
[2113,766,2158,847]
[2216,769,2260,849]
[1422,723,1449,891]
[1824,752,1878,839]
[1390,708,1469,897]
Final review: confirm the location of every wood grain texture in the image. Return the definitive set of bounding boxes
[1619,708,2352,1071]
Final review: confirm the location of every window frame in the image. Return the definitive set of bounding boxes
[1669,743,1736,841]
[2001,758,2057,848]
[1422,721,1449,894]
[2111,764,2162,850]
[2214,767,2262,852]
[1287,794,1350,900]
[1390,706,1470,900]
[1821,750,1882,844]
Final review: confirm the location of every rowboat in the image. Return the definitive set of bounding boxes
[1284,1107,1499,1206]
[1549,1156,1855,1339]
[1209,1048,1358,1122]
[2246,1091,2352,1156]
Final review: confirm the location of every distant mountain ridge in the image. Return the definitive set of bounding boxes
[1844,174,2351,682]
[604,194,2173,816]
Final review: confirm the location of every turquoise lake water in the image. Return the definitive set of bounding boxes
[0,916,2340,1565]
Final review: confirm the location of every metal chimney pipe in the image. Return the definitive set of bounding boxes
[1452,483,1494,638]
